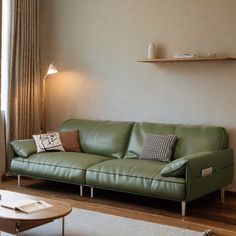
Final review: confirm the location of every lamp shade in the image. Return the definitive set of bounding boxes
[47,63,58,75]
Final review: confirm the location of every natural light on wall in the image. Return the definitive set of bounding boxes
[1,0,11,111]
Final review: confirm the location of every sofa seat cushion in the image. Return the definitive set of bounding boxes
[11,152,110,185]
[86,159,186,201]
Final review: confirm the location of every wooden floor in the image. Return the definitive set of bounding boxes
[1,177,236,236]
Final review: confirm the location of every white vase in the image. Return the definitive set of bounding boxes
[147,43,157,59]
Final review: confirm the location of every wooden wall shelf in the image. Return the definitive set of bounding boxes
[138,57,236,63]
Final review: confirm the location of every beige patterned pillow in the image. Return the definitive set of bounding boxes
[33,132,65,153]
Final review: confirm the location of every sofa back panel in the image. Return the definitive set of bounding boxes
[60,119,133,159]
[124,123,176,159]
[125,122,228,159]
[173,125,227,158]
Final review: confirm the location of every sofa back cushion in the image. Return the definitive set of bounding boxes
[60,119,133,159]
[125,122,228,159]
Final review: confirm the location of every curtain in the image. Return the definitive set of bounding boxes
[8,0,40,141]
[0,0,6,180]
[4,0,41,170]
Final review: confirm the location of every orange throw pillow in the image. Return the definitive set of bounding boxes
[59,130,81,152]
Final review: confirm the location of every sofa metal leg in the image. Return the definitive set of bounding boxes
[181,201,186,216]
[90,187,94,198]
[80,185,83,197]
[62,216,65,236]
[17,175,21,187]
[221,187,225,202]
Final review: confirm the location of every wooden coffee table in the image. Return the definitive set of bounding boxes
[0,190,72,235]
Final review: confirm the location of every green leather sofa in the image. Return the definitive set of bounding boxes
[10,119,234,216]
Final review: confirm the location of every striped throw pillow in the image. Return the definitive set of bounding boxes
[139,134,177,162]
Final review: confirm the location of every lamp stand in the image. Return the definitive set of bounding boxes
[40,63,58,133]
[40,75,47,133]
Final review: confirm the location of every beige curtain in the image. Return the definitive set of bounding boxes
[9,0,41,142]
[4,0,41,171]
[0,0,6,180]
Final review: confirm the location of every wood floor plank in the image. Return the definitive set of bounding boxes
[1,177,236,236]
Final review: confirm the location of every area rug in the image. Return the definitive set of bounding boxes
[2,208,204,236]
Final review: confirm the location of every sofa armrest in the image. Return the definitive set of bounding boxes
[185,149,234,201]
[161,149,234,201]
[10,139,37,158]
[185,149,233,177]
[161,149,233,177]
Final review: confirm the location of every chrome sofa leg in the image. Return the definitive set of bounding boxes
[90,187,94,198]
[181,201,186,216]
[80,185,83,197]
[221,187,225,202]
[62,216,65,236]
[17,175,21,187]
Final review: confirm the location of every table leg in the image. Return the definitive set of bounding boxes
[62,217,65,236]
[16,223,20,236]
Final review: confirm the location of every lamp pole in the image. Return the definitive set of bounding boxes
[40,63,58,133]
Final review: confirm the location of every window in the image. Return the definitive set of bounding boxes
[1,0,11,111]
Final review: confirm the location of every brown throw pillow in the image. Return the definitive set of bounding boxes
[59,130,81,152]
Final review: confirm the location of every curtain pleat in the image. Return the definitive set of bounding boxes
[9,0,40,143]
[0,0,6,180]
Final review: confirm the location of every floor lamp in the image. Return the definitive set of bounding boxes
[41,63,58,133]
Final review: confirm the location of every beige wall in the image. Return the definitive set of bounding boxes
[40,0,236,191]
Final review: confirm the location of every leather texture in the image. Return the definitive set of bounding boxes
[60,119,133,159]
[161,149,234,178]
[161,158,187,177]
[10,119,233,204]
[86,159,186,200]
[10,139,37,158]
[185,149,234,201]
[11,152,110,184]
[125,122,228,160]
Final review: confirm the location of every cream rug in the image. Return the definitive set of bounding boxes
[3,208,204,236]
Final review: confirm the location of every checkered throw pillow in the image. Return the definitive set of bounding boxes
[139,134,177,162]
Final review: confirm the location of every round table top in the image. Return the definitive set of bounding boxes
[0,190,72,222]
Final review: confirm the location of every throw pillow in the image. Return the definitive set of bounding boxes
[59,130,81,152]
[33,132,65,153]
[160,158,187,177]
[10,139,37,158]
[139,134,177,162]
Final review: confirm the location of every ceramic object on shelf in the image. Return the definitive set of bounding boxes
[207,53,217,57]
[174,53,197,58]
[147,43,157,59]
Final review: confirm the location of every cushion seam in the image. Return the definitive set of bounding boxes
[12,159,86,171]
[86,169,185,183]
